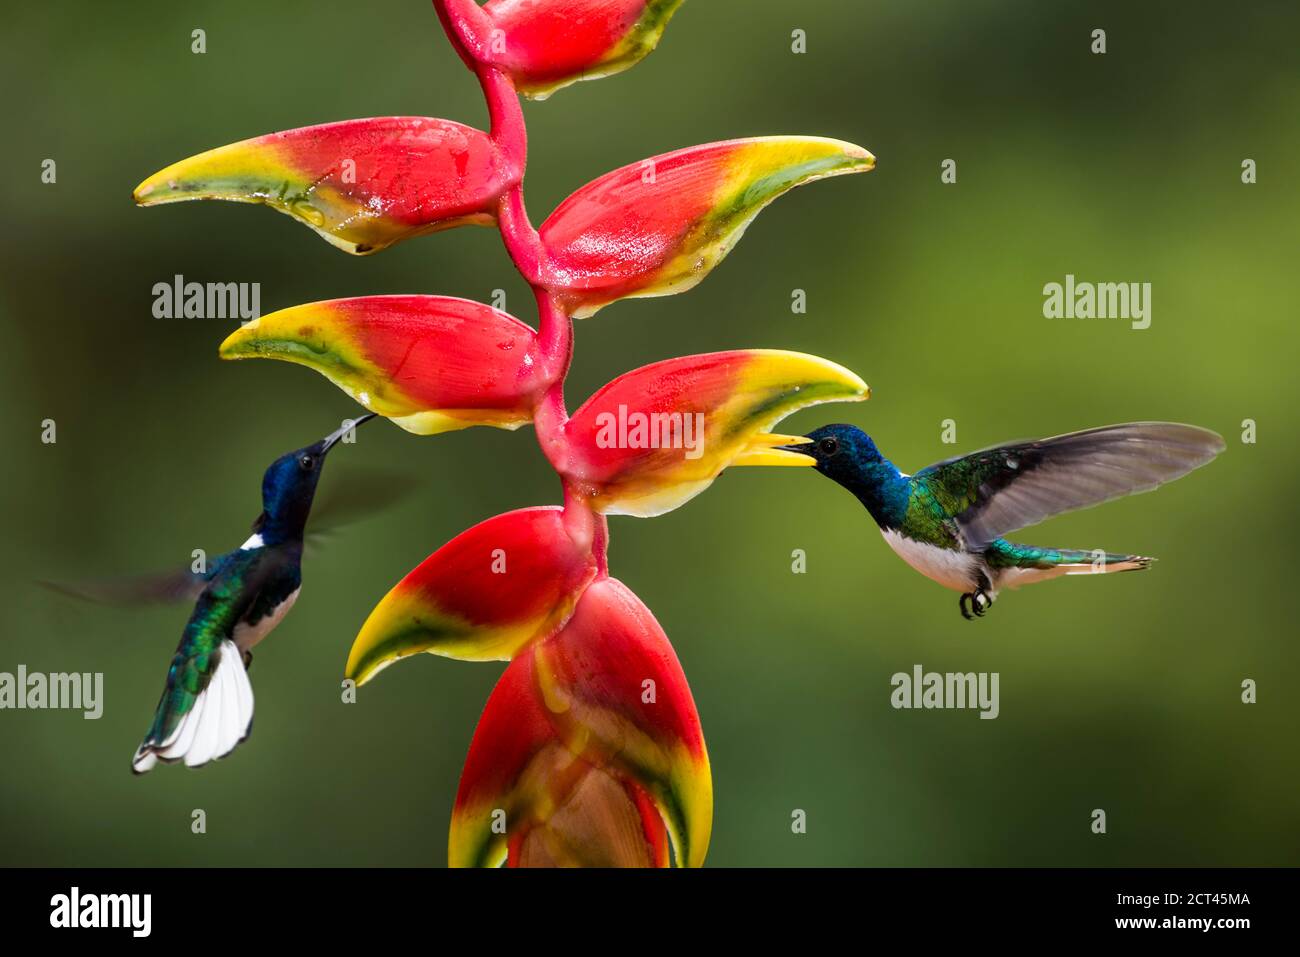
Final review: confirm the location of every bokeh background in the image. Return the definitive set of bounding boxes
[2,0,1297,866]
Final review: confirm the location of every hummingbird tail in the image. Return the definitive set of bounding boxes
[987,541,1154,591]
[1054,549,1155,575]
[132,639,255,774]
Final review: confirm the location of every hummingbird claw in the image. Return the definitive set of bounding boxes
[960,590,992,619]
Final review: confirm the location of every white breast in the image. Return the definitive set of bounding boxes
[880,528,978,593]
[233,586,300,653]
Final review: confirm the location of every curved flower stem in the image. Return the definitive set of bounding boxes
[531,287,573,472]
[478,67,529,185]
[496,185,545,285]
[534,286,573,386]
[562,480,609,577]
[438,3,543,279]
[453,37,573,496]
[437,0,599,574]
[469,53,544,281]
[432,0,496,69]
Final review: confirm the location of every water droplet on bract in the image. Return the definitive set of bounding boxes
[293,200,326,227]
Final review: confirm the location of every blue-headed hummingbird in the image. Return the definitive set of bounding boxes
[782,422,1224,619]
[127,413,379,771]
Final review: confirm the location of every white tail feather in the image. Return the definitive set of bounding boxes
[131,639,254,773]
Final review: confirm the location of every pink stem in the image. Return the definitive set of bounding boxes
[468,60,570,478]
[534,285,573,380]
[431,0,496,69]
[531,287,573,474]
[478,66,528,183]
[438,0,597,571]
[478,65,546,285]
[496,185,545,286]
[562,481,610,577]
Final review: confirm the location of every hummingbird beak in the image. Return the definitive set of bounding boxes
[764,434,816,462]
[320,412,378,453]
[739,434,816,467]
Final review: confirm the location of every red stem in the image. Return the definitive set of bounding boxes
[431,0,495,69]
[496,185,546,286]
[562,481,610,577]
[436,0,597,572]
[476,65,547,289]
[478,67,528,184]
[532,287,573,474]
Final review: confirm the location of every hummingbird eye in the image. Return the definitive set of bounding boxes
[299,454,315,471]
[818,436,840,456]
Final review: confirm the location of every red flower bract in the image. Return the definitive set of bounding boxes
[346,507,599,679]
[221,295,554,435]
[538,137,873,316]
[135,117,513,255]
[450,577,710,868]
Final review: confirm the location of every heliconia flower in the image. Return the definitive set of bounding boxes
[219,295,552,435]
[480,0,686,100]
[345,507,598,683]
[537,136,874,317]
[133,117,513,255]
[560,349,869,516]
[449,577,711,867]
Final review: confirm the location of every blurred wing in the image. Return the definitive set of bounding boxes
[39,566,213,606]
[307,467,422,546]
[916,422,1225,549]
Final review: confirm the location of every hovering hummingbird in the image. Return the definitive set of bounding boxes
[122,413,380,772]
[98,414,378,772]
[783,422,1224,619]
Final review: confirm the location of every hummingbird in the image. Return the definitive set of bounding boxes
[783,422,1224,619]
[127,413,377,772]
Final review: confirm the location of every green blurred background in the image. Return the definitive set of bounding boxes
[2,0,1296,866]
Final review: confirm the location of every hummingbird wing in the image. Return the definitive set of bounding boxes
[915,422,1224,550]
[38,549,241,606]
[39,567,213,606]
[46,470,415,601]
[305,466,421,547]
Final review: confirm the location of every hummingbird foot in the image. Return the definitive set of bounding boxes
[959,590,993,620]
[241,650,254,670]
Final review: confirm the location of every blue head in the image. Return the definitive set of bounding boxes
[255,414,376,541]
[782,424,908,527]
